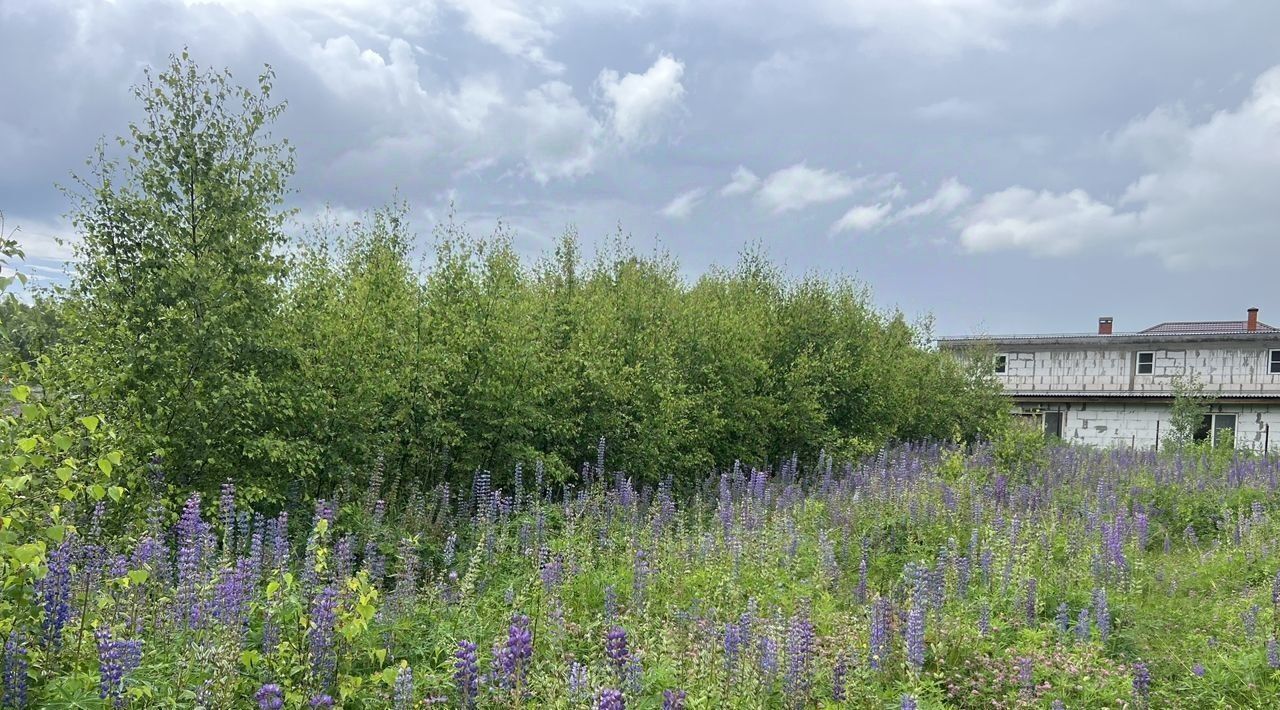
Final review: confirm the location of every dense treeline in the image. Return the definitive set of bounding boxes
[2,53,1005,503]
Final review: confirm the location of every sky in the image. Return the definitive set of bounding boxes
[4,0,1280,336]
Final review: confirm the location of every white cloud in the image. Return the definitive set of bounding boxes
[755,163,865,214]
[956,187,1132,256]
[956,64,1280,268]
[913,97,985,121]
[897,177,972,219]
[720,166,760,196]
[596,54,686,145]
[442,0,564,73]
[5,214,77,262]
[516,81,603,182]
[660,187,708,219]
[831,202,893,233]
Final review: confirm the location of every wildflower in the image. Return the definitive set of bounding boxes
[307,585,340,688]
[1269,638,1280,669]
[901,694,918,710]
[568,661,590,701]
[36,542,73,650]
[662,689,687,710]
[309,695,335,708]
[1132,661,1151,705]
[869,598,891,670]
[1024,578,1038,626]
[2,632,28,709]
[832,653,848,702]
[495,613,533,690]
[785,612,815,704]
[1092,588,1111,642]
[906,602,927,672]
[597,688,625,710]
[1192,663,1205,677]
[454,640,479,707]
[605,625,631,676]
[95,627,143,709]
[254,683,284,710]
[393,665,414,709]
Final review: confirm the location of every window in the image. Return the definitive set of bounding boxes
[1194,413,1237,447]
[1042,411,1063,438]
[994,354,1007,374]
[1136,351,1154,375]
[1270,349,1280,375]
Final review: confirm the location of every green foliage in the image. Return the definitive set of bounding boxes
[9,53,1006,504]
[54,50,297,494]
[1167,373,1212,450]
[992,416,1048,482]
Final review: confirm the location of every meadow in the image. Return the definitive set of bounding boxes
[5,430,1280,708]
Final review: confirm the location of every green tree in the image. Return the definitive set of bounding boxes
[55,51,298,495]
[1167,373,1212,450]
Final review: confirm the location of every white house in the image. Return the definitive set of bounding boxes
[939,308,1280,451]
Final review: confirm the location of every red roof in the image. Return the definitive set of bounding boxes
[1139,320,1279,335]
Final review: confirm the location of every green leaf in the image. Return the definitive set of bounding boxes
[16,438,37,453]
[89,484,106,500]
[107,486,124,502]
[44,525,66,543]
[97,457,113,476]
[79,415,100,433]
[127,569,150,585]
[11,385,30,402]
[55,467,73,483]
[11,542,42,565]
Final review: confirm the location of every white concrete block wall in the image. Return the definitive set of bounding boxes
[993,343,1280,395]
[1017,402,1280,451]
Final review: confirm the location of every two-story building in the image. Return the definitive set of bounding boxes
[939,308,1280,451]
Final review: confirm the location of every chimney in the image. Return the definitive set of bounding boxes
[1248,307,1259,332]
[1098,317,1113,335]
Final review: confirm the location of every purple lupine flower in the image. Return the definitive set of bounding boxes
[901,694,918,710]
[1018,657,1034,695]
[1056,603,1070,635]
[1051,701,1066,710]
[604,585,618,622]
[724,620,745,675]
[454,640,479,707]
[632,549,651,608]
[36,541,72,650]
[394,664,414,709]
[1269,638,1280,669]
[176,494,210,629]
[1075,606,1091,642]
[597,688,625,710]
[759,635,779,680]
[785,611,815,705]
[1093,588,1110,642]
[308,695,335,708]
[832,653,848,702]
[1192,663,1205,677]
[95,627,143,708]
[567,661,590,702]
[219,480,236,553]
[2,632,28,709]
[254,683,284,710]
[1244,605,1260,640]
[495,613,533,690]
[307,585,339,687]
[905,601,926,672]
[1132,661,1151,704]
[869,598,891,670]
[662,689,686,710]
[605,625,631,676]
